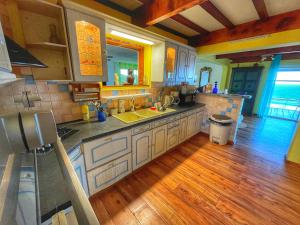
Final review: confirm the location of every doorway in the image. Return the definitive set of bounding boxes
[229,67,263,116]
[267,70,300,121]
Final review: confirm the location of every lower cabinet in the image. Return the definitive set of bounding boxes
[187,113,197,138]
[69,147,89,196]
[132,130,152,170]
[152,125,167,159]
[167,125,180,150]
[87,153,132,195]
[179,117,188,142]
[196,111,204,132]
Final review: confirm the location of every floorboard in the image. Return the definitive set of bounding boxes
[90,117,300,225]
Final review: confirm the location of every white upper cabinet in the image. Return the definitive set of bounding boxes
[65,8,107,82]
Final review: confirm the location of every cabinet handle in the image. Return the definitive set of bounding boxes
[104,137,113,142]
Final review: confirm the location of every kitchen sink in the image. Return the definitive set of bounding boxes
[113,108,176,123]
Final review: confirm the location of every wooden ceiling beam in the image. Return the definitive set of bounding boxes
[171,14,209,34]
[252,0,269,20]
[216,46,300,59]
[200,1,234,29]
[229,52,300,63]
[189,9,300,47]
[132,0,208,27]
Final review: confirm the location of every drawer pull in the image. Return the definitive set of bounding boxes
[104,137,113,142]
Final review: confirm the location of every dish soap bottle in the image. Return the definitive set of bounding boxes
[212,81,218,94]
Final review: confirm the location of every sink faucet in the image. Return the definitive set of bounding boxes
[130,96,135,112]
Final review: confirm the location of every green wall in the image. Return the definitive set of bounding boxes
[287,122,300,163]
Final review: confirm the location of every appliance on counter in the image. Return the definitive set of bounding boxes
[179,92,196,107]
[0,111,99,225]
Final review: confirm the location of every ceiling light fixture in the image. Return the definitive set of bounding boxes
[111,30,154,45]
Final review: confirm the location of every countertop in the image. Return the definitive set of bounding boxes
[197,93,251,99]
[60,104,205,152]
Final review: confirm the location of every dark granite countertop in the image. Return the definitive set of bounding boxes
[60,104,205,152]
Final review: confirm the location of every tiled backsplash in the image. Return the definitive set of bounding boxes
[0,79,82,124]
[0,78,179,124]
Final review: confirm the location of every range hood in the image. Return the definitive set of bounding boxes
[5,35,47,68]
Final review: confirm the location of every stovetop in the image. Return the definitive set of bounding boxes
[57,127,79,140]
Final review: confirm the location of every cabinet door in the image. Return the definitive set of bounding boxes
[196,111,203,133]
[87,153,132,195]
[167,126,180,150]
[65,8,107,82]
[83,129,131,171]
[152,125,167,159]
[179,117,188,143]
[187,114,197,138]
[186,50,197,85]
[176,46,188,84]
[132,130,152,170]
[0,21,11,72]
[165,42,178,86]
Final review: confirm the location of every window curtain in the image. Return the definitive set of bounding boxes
[119,62,138,84]
[258,54,282,117]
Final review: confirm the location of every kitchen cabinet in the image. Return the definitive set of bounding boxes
[69,147,89,196]
[132,130,152,170]
[176,46,189,84]
[186,50,197,85]
[187,113,197,138]
[0,21,11,72]
[165,42,178,86]
[179,117,188,142]
[87,153,132,195]
[167,120,180,150]
[65,8,107,82]
[152,125,167,159]
[83,129,131,171]
[176,47,197,85]
[196,110,204,133]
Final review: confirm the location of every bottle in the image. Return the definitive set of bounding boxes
[81,105,90,121]
[212,81,218,94]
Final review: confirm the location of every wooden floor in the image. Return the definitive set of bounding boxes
[90,117,300,225]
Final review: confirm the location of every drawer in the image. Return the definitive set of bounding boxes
[87,153,132,195]
[132,123,152,135]
[167,120,180,129]
[83,129,131,171]
[152,118,168,128]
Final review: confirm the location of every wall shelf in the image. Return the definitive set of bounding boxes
[26,42,67,51]
[101,93,152,100]
[17,0,61,18]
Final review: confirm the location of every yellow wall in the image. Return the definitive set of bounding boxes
[197,29,300,56]
[287,122,300,164]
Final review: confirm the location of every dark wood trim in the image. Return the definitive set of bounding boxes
[216,45,300,59]
[132,0,207,26]
[252,0,269,20]
[200,1,234,29]
[171,14,209,34]
[94,0,189,40]
[189,9,300,46]
[95,0,133,15]
[229,52,300,63]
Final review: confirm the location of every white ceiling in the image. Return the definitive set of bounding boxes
[107,0,300,37]
[180,5,224,32]
[265,0,300,16]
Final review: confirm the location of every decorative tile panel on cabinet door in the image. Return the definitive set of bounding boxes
[65,8,107,82]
